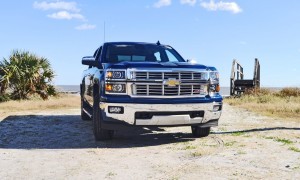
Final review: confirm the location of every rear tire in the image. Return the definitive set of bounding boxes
[93,85,114,141]
[191,126,210,138]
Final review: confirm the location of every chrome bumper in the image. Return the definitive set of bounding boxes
[100,102,222,126]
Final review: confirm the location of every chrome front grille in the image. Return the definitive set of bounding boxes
[135,84,204,96]
[134,72,203,80]
[132,71,208,97]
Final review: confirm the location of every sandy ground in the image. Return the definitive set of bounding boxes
[0,104,299,179]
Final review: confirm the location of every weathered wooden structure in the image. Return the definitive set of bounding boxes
[230,58,260,96]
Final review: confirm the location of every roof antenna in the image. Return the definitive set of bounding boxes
[156,40,160,45]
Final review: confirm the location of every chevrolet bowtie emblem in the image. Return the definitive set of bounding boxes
[164,78,180,87]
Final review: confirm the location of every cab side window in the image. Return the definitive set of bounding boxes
[154,52,162,62]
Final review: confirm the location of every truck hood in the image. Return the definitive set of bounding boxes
[103,61,214,70]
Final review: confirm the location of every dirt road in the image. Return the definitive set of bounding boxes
[0,104,299,179]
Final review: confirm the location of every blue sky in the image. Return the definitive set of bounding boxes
[0,0,299,87]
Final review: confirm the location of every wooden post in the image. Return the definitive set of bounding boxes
[253,58,260,89]
[230,59,236,96]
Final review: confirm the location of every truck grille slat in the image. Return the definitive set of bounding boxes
[133,71,208,97]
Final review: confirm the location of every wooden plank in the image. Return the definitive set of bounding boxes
[234,80,254,87]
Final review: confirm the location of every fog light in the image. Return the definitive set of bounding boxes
[108,106,124,114]
[213,105,222,111]
[112,84,124,92]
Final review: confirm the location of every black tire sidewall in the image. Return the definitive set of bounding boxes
[81,96,91,121]
[93,85,101,137]
[191,126,210,137]
[92,85,113,140]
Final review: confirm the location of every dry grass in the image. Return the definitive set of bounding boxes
[0,94,80,113]
[224,88,300,120]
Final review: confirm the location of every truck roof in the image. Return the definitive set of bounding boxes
[104,41,167,46]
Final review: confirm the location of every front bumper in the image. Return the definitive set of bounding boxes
[99,102,222,129]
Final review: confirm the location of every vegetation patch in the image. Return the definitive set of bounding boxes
[0,94,80,112]
[293,166,300,170]
[263,136,294,146]
[225,141,237,147]
[237,150,247,155]
[191,151,202,157]
[105,172,117,178]
[277,88,300,97]
[263,136,274,140]
[0,50,57,102]
[288,147,300,153]
[231,131,245,136]
[182,145,196,150]
[224,88,300,120]
[274,138,293,145]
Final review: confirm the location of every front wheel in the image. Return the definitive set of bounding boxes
[191,126,210,138]
[93,85,114,141]
[81,97,91,121]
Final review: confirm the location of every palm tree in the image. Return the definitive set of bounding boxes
[0,50,56,100]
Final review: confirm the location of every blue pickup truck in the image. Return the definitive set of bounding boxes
[81,42,222,140]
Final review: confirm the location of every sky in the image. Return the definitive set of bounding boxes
[0,0,300,87]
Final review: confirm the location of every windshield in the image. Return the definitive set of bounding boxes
[105,44,185,63]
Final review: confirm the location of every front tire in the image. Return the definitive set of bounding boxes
[93,85,114,141]
[191,126,210,138]
[81,97,91,121]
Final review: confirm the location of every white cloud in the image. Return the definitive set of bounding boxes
[180,0,197,6]
[200,0,242,14]
[47,11,85,20]
[34,1,96,29]
[75,24,96,30]
[33,1,80,12]
[153,0,172,8]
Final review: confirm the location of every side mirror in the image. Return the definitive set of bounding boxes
[82,56,99,67]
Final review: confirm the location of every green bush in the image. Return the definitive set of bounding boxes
[0,94,10,102]
[0,50,57,100]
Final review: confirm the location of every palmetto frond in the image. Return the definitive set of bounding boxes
[0,50,56,100]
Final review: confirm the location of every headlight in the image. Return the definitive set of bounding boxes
[209,71,219,82]
[209,71,220,93]
[105,84,126,94]
[105,70,127,94]
[106,70,126,79]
